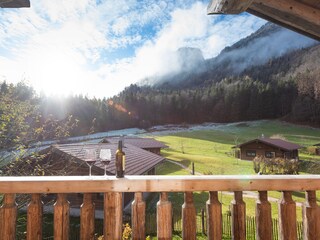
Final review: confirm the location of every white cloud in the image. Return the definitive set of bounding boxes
[33,0,93,22]
[0,0,267,98]
[97,2,266,88]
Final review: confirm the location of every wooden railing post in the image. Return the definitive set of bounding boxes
[54,193,70,240]
[157,192,172,240]
[80,193,95,240]
[27,194,43,240]
[104,192,123,240]
[303,190,319,240]
[206,191,222,240]
[278,191,297,240]
[182,191,196,240]
[231,191,246,240]
[0,194,17,240]
[132,192,145,240]
[256,191,272,240]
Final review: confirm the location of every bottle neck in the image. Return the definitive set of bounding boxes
[118,140,123,151]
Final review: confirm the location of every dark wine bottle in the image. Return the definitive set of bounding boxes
[116,140,125,178]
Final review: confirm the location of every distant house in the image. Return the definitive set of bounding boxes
[233,138,301,161]
[101,137,168,155]
[314,143,320,155]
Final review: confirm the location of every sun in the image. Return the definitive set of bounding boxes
[26,48,87,96]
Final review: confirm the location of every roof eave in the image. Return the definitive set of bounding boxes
[207,0,320,42]
[0,0,30,8]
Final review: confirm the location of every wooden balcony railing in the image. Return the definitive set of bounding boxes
[0,175,320,240]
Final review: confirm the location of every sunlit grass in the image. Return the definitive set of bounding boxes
[152,120,320,221]
[154,120,320,175]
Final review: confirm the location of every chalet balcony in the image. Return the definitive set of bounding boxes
[0,175,319,240]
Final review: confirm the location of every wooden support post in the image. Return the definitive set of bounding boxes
[0,194,17,240]
[231,191,246,240]
[157,192,172,240]
[80,193,95,240]
[182,192,196,240]
[278,191,297,240]
[255,191,272,240]
[132,192,146,240]
[303,191,319,240]
[192,162,195,175]
[27,194,43,240]
[54,193,70,240]
[104,192,123,240]
[206,191,222,240]
[201,208,205,234]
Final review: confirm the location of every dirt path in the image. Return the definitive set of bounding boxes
[165,159,202,175]
[164,159,304,207]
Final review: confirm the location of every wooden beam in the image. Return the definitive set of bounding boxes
[247,8,320,41]
[252,0,320,26]
[0,0,30,8]
[1,175,320,193]
[248,0,320,41]
[207,0,253,14]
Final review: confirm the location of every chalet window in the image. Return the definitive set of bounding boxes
[246,150,256,157]
[265,151,275,158]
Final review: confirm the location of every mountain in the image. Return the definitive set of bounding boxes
[109,23,320,128]
[141,23,318,89]
[139,47,207,87]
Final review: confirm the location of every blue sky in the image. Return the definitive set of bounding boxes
[0,0,266,98]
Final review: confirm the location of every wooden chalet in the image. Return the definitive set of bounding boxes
[101,137,168,155]
[1,1,320,240]
[234,137,301,161]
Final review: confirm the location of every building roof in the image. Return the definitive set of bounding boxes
[51,143,165,175]
[0,0,30,8]
[101,137,168,150]
[234,138,301,151]
[208,0,320,41]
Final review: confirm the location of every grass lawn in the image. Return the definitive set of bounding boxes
[152,120,320,220]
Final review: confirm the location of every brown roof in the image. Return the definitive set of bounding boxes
[101,137,168,150]
[234,138,301,151]
[52,143,165,175]
[208,0,320,41]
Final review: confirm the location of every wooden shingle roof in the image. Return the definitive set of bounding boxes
[102,137,168,150]
[234,138,301,151]
[52,143,165,175]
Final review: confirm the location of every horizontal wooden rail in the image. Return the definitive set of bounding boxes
[0,175,319,193]
[0,175,319,240]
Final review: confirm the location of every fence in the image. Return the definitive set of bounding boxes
[145,211,303,240]
[16,210,303,239]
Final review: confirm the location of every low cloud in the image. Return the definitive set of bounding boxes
[217,25,317,74]
[0,0,267,97]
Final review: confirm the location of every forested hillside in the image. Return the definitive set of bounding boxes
[108,23,320,128]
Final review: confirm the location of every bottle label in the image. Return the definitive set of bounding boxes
[122,155,126,171]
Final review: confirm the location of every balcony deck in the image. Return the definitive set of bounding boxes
[0,175,319,239]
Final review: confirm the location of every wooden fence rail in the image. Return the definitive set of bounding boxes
[0,175,319,239]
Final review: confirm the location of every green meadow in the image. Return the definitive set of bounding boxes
[151,120,320,220]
